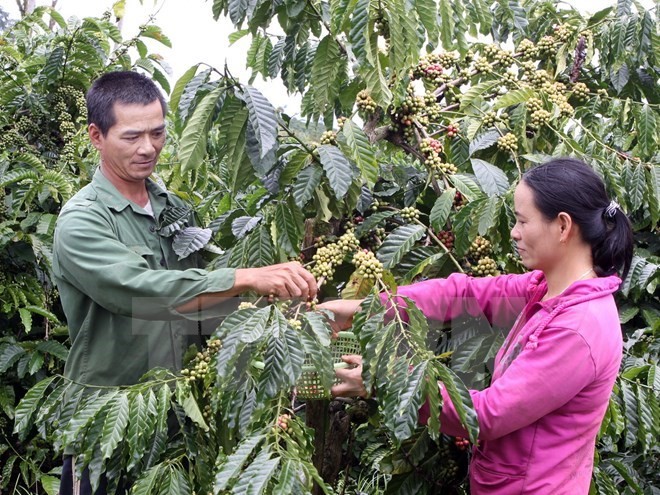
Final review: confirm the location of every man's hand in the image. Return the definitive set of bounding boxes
[234,261,317,301]
[332,355,368,398]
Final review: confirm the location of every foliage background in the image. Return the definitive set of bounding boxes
[0,0,658,493]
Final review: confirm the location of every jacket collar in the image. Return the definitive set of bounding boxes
[526,270,622,311]
[87,167,170,215]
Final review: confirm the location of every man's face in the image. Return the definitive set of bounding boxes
[89,100,166,185]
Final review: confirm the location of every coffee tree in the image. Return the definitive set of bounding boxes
[7,0,660,494]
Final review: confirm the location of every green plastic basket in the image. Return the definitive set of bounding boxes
[295,331,361,399]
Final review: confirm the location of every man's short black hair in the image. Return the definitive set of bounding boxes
[86,71,167,135]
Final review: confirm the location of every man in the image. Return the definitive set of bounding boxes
[53,70,316,494]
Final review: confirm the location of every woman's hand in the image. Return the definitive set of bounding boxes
[316,299,363,336]
[331,355,368,398]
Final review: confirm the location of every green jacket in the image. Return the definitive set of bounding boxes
[53,169,235,386]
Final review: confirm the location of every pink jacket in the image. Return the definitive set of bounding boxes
[386,271,622,494]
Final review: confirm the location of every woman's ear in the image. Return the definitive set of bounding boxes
[557,212,573,243]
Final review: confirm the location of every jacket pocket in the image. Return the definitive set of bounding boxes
[470,452,526,495]
[127,244,154,258]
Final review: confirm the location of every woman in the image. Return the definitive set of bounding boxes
[321,158,633,494]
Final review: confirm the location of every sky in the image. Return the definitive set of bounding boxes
[3,0,653,113]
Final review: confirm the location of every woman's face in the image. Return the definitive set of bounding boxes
[511,181,563,271]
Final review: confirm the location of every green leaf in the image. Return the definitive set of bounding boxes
[214,434,266,491]
[625,162,646,212]
[231,216,262,239]
[239,85,279,165]
[247,226,275,267]
[416,0,439,47]
[141,25,171,47]
[493,87,534,110]
[61,390,117,446]
[172,227,212,260]
[179,86,224,173]
[131,464,164,495]
[301,312,332,347]
[259,326,305,400]
[238,307,272,343]
[341,121,379,187]
[449,173,483,201]
[389,361,429,441]
[177,383,209,431]
[293,165,323,208]
[377,225,426,269]
[460,81,497,111]
[635,103,657,159]
[170,64,200,116]
[127,392,149,472]
[469,130,500,156]
[13,375,57,436]
[471,159,510,196]
[430,188,455,230]
[311,35,342,113]
[433,362,479,443]
[348,0,371,63]
[620,380,639,448]
[231,449,280,495]
[355,211,397,238]
[477,196,501,236]
[99,392,129,460]
[439,0,454,49]
[0,344,25,373]
[318,145,355,200]
[273,197,304,257]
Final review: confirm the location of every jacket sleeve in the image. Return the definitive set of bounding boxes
[53,207,235,320]
[382,272,537,327]
[429,326,596,440]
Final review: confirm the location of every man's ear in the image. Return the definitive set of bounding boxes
[557,212,573,242]
[88,123,103,151]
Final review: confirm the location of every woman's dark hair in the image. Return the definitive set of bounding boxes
[522,157,633,279]
[86,71,167,136]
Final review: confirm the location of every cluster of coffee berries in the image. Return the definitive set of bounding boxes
[420,137,443,155]
[275,413,291,431]
[501,70,519,88]
[438,230,455,250]
[483,45,514,66]
[320,130,337,145]
[400,206,420,221]
[56,85,87,123]
[181,339,221,381]
[529,109,552,129]
[473,56,493,74]
[536,35,557,55]
[482,111,499,127]
[454,436,471,451]
[473,257,499,277]
[311,231,360,280]
[446,123,459,137]
[596,88,608,98]
[337,116,348,129]
[454,191,465,210]
[517,39,537,59]
[353,249,384,280]
[238,301,256,310]
[571,82,589,101]
[374,15,389,37]
[356,90,377,114]
[468,236,492,259]
[530,69,552,89]
[527,97,543,113]
[554,24,575,42]
[0,129,28,152]
[288,319,302,330]
[438,441,460,479]
[497,133,518,153]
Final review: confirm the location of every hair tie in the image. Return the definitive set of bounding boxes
[605,200,619,218]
